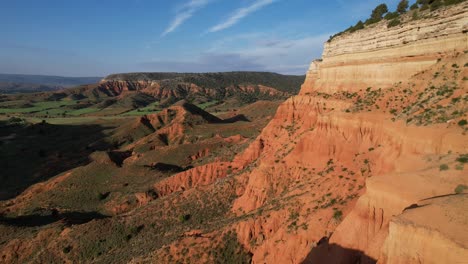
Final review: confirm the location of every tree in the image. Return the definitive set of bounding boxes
[371,3,389,20]
[354,20,364,30]
[430,0,443,10]
[397,0,409,13]
[417,0,428,5]
[349,20,365,33]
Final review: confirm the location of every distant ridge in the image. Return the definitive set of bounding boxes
[0,74,102,86]
[0,73,102,94]
[103,72,305,94]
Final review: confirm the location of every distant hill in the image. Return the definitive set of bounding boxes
[103,72,305,94]
[0,74,102,94]
[54,71,306,110]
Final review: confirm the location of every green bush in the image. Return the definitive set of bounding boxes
[439,164,449,171]
[454,184,467,194]
[384,12,400,20]
[456,154,468,163]
[63,246,73,254]
[349,20,365,33]
[388,18,401,28]
[458,119,467,126]
[179,214,191,222]
[333,210,343,220]
[430,0,443,10]
[445,0,465,6]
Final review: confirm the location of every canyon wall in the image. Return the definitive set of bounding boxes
[302,2,468,94]
[228,3,468,263]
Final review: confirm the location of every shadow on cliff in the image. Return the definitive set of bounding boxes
[0,120,113,201]
[0,211,109,227]
[302,237,376,264]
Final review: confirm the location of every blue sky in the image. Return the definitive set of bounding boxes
[0,0,403,77]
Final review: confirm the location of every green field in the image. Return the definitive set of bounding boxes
[121,102,161,116]
[0,98,155,119]
[0,100,78,114]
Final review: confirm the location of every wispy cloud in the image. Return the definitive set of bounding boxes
[208,0,278,33]
[162,0,211,37]
[140,32,330,75]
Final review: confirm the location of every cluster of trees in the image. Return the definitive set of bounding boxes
[328,0,466,41]
[416,0,466,11]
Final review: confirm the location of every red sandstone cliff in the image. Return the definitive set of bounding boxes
[229,3,468,263]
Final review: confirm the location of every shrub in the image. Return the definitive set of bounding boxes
[410,3,419,10]
[445,0,465,5]
[63,246,72,254]
[333,210,343,220]
[439,164,449,171]
[430,0,443,10]
[384,12,400,20]
[458,119,467,126]
[179,214,191,222]
[454,184,467,194]
[349,20,365,33]
[456,154,468,164]
[412,10,420,20]
[388,18,401,28]
[213,231,252,264]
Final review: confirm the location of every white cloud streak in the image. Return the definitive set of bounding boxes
[140,32,330,75]
[162,0,211,36]
[208,0,278,33]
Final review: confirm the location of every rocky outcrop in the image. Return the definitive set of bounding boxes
[97,79,290,101]
[153,162,231,197]
[379,195,468,264]
[302,2,468,94]
[328,165,467,262]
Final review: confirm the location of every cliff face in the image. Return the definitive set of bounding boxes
[380,195,468,264]
[97,80,288,100]
[224,3,468,263]
[302,2,468,94]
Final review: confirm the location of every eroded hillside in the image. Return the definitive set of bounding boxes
[0,2,467,264]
